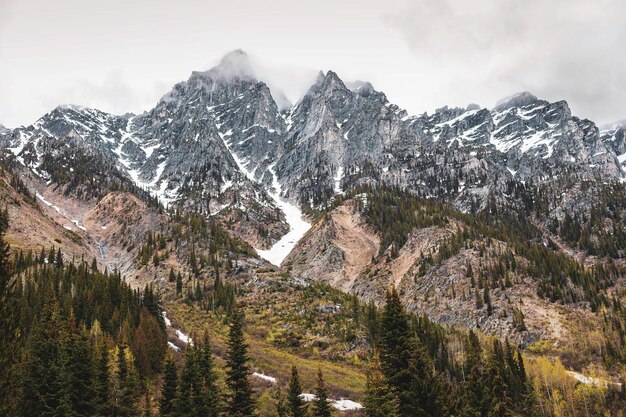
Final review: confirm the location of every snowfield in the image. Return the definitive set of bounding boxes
[257,163,311,266]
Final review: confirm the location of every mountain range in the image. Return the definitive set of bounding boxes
[2,50,624,263]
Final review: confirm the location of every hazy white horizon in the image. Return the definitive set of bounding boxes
[2,0,626,128]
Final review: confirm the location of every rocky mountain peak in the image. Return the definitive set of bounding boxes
[493,91,541,112]
[203,49,256,82]
[323,70,347,90]
[306,70,348,96]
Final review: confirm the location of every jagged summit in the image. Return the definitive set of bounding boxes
[202,49,256,82]
[305,70,348,95]
[345,80,377,96]
[2,53,624,248]
[493,91,540,111]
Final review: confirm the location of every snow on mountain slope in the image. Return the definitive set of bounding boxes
[2,50,625,262]
[257,163,311,265]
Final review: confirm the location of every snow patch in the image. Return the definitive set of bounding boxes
[566,370,622,388]
[300,393,364,411]
[162,311,193,348]
[36,192,87,231]
[256,163,312,266]
[176,329,193,345]
[333,399,364,411]
[252,372,277,384]
[333,165,344,194]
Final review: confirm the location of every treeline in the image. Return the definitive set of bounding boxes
[554,185,626,258]
[507,177,626,258]
[38,145,161,207]
[334,185,623,311]
[137,209,255,276]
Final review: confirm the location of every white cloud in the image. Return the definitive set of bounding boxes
[384,0,626,122]
[37,69,167,117]
[1,0,625,127]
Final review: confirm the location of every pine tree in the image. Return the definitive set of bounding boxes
[378,288,440,417]
[363,354,399,417]
[287,365,308,417]
[61,323,97,416]
[175,347,198,417]
[225,305,255,417]
[116,346,140,417]
[132,307,167,378]
[378,288,420,417]
[271,385,288,417]
[481,340,510,416]
[159,356,178,417]
[176,273,183,297]
[93,342,111,416]
[196,331,220,417]
[483,286,492,315]
[459,331,483,417]
[312,368,332,417]
[19,304,65,417]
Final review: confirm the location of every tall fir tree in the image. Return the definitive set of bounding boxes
[159,356,178,417]
[19,304,65,417]
[93,342,112,416]
[312,368,332,417]
[115,346,140,417]
[60,322,97,417]
[378,288,441,417]
[195,331,220,417]
[225,305,256,417]
[459,330,484,417]
[378,288,420,417]
[363,353,399,417]
[176,346,200,417]
[287,365,308,417]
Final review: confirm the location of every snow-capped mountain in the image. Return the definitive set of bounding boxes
[1,50,624,263]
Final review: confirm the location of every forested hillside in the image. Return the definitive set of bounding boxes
[1,200,625,416]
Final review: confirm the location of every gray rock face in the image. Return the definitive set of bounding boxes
[600,122,626,171]
[1,50,624,250]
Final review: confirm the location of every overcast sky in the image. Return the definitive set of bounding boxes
[1,0,625,128]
